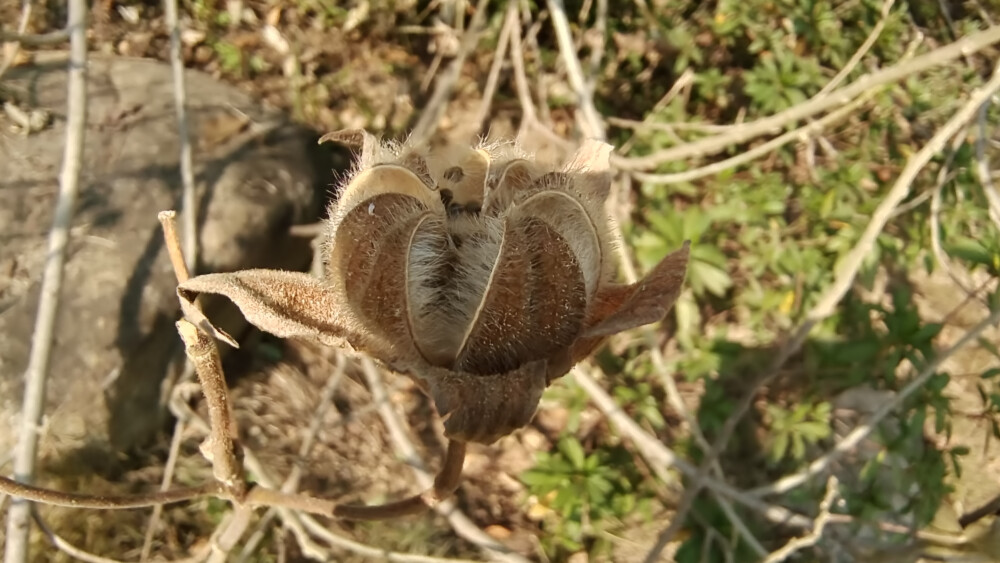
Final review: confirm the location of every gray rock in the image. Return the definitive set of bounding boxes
[0,53,338,468]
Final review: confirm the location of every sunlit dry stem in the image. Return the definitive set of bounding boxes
[159,210,246,500]
[176,320,246,500]
[157,210,191,283]
[5,0,89,557]
[0,474,225,509]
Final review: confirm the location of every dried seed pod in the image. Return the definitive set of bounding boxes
[177,132,691,445]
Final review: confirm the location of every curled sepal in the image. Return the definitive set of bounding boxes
[423,361,548,444]
[583,241,691,338]
[177,269,357,349]
[319,128,379,169]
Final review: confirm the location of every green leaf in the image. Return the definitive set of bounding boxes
[559,437,586,471]
[770,432,789,462]
[944,237,993,267]
[689,260,733,297]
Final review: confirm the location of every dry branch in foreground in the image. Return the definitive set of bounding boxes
[3,0,89,559]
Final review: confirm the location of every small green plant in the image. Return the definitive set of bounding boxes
[763,401,831,464]
[213,40,244,77]
[521,436,651,557]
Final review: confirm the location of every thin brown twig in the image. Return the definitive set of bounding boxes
[158,210,191,283]
[0,474,225,509]
[4,0,88,557]
[0,28,70,46]
[612,25,1000,171]
[160,211,246,501]
[172,396,476,563]
[176,320,246,498]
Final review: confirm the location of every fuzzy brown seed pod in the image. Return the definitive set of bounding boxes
[177,131,690,445]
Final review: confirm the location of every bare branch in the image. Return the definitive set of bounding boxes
[632,88,879,185]
[975,97,1000,229]
[0,0,32,82]
[816,0,895,96]
[807,60,1000,322]
[546,0,605,139]
[698,58,1000,504]
[751,305,1000,497]
[33,511,210,563]
[409,0,491,145]
[570,366,815,529]
[176,320,246,499]
[163,0,198,272]
[0,28,70,46]
[612,25,1000,171]
[140,416,189,561]
[608,116,735,134]
[472,3,516,129]
[158,210,191,283]
[207,504,254,563]
[231,418,483,563]
[0,475,225,509]
[959,493,1000,529]
[641,484,702,563]
[4,0,88,557]
[508,7,571,149]
[761,477,839,563]
[294,510,484,563]
[234,507,278,563]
